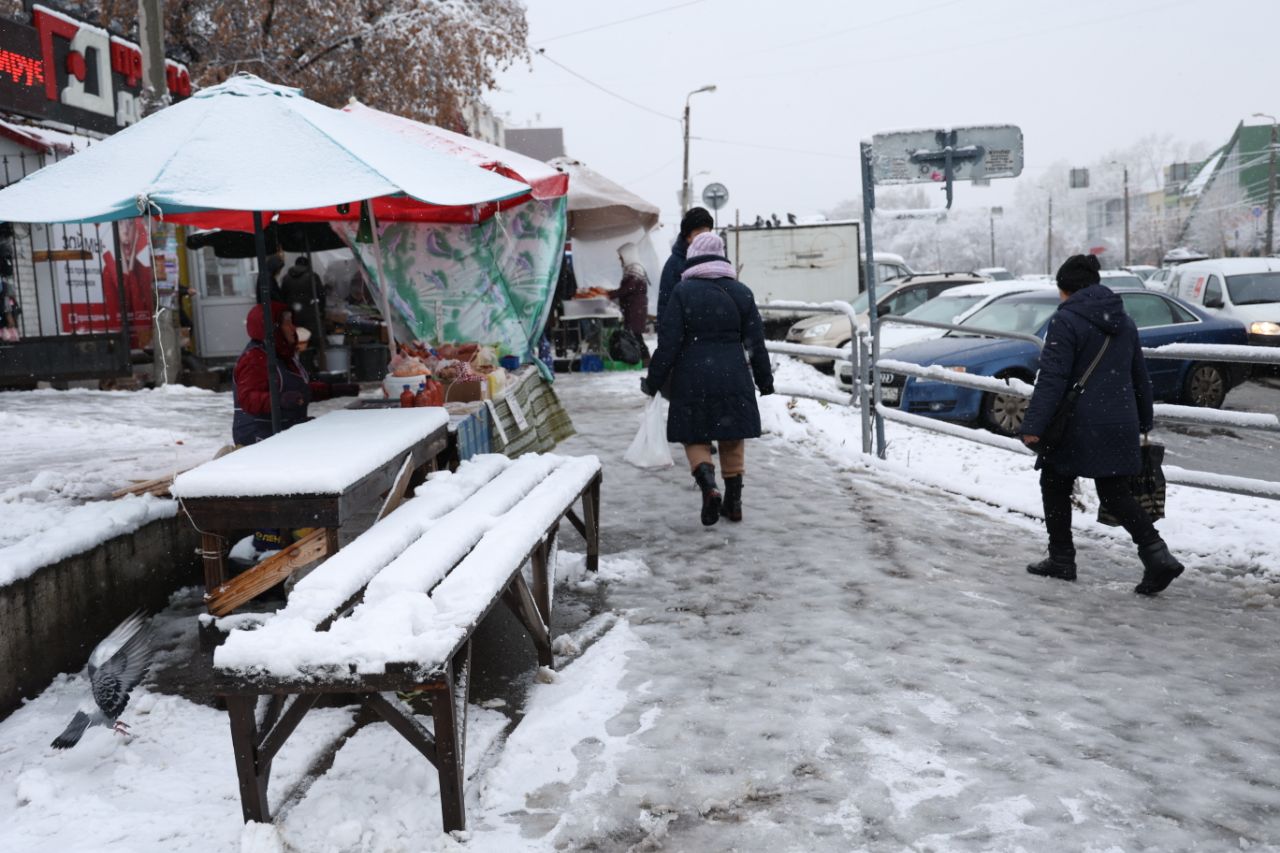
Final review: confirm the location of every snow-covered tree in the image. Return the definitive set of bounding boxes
[2,1,528,129]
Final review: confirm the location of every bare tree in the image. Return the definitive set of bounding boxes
[3,0,528,129]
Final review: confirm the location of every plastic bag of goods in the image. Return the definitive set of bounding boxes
[624,396,673,469]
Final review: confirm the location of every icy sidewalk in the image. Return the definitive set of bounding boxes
[529,370,1280,850]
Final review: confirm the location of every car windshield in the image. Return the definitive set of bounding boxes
[986,270,1014,280]
[952,297,1058,337]
[1225,272,1280,305]
[850,290,870,313]
[903,294,985,325]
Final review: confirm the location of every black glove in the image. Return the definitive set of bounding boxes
[758,384,774,397]
[280,391,306,408]
[329,382,361,397]
[640,377,655,397]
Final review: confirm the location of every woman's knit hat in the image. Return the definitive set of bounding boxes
[1056,254,1101,293]
[687,231,726,258]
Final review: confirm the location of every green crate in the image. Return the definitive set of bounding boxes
[603,358,644,371]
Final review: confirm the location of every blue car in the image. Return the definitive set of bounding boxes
[879,288,1249,435]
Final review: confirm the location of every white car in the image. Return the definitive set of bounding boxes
[835,279,1055,390]
[1098,270,1147,290]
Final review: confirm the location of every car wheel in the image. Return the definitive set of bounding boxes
[1183,363,1228,408]
[981,372,1032,435]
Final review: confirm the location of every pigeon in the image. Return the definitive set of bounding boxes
[51,610,155,750]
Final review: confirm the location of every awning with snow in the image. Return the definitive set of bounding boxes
[550,156,660,240]
[0,74,532,227]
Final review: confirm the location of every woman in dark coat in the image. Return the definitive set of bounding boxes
[642,232,774,526]
[1020,254,1184,595]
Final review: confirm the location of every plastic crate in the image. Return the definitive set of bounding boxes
[603,358,644,371]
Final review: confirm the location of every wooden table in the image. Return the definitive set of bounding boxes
[172,408,449,616]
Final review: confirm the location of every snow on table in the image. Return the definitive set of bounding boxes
[214,452,601,678]
[171,407,449,499]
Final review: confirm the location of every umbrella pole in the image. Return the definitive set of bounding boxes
[365,203,397,355]
[253,211,283,435]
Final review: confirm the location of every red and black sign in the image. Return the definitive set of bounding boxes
[0,3,190,135]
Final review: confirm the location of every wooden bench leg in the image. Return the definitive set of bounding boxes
[226,695,270,824]
[431,661,467,833]
[583,474,601,573]
[530,525,558,627]
[502,573,553,668]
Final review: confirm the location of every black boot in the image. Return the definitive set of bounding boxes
[691,463,721,527]
[721,475,743,522]
[1135,539,1184,595]
[1027,547,1077,582]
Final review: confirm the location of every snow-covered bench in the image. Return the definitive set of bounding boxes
[209,452,602,833]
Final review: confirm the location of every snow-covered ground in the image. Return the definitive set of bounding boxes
[3,363,1280,851]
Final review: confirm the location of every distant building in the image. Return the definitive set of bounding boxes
[1178,121,1276,256]
[462,101,504,147]
[504,128,566,163]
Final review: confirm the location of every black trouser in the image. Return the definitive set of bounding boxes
[1040,468,1160,553]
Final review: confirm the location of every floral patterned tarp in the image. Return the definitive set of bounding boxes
[340,196,567,378]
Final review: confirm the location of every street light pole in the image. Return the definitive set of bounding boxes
[1123,165,1130,266]
[681,85,716,215]
[1255,113,1277,256]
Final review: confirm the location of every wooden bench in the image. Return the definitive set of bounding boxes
[209,451,602,833]
[172,408,450,616]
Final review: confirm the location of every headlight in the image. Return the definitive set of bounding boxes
[803,323,832,338]
[1250,321,1280,335]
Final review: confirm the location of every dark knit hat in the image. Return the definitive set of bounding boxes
[680,207,714,239]
[1056,254,1101,293]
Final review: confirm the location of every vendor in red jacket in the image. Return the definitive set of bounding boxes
[232,301,357,445]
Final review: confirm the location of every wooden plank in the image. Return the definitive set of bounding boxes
[207,529,329,616]
[564,507,587,540]
[226,695,271,823]
[375,453,415,522]
[258,694,320,764]
[182,494,342,531]
[530,527,557,627]
[502,572,553,668]
[363,691,438,767]
[584,472,602,573]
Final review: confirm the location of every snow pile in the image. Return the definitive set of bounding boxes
[172,407,450,498]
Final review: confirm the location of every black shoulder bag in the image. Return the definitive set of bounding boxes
[1034,336,1110,455]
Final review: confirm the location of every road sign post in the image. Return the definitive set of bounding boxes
[702,182,728,228]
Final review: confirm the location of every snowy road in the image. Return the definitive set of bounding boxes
[2,369,1278,851]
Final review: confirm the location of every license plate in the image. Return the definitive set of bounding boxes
[881,387,900,404]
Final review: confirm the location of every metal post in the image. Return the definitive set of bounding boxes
[252,211,282,435]
[860,141,886,458]
[681,102,691,216]
[110,221,130,365]
[1123,166,1131,266]
[734,208,741,275]
[365,202,397,355]
[989,212,996,266]
[1045,196,1053,276]
[1267,121,1277,256]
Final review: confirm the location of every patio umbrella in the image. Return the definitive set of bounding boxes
[0,74,531,433]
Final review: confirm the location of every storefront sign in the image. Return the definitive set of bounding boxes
[0,4,190,134]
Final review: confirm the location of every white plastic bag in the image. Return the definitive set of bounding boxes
[624,396,673,469]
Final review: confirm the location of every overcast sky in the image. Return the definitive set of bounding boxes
[489,0,1275,227]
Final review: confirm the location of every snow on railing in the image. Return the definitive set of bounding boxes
[877,359,1036,397]
[767,341,851,361]
[1143,343,1280,365]
[879,405,1280,501]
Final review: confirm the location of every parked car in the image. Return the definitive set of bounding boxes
[1098,270,1147,290]
[1164,257,1280,346]
[785,272,987,371]
[835,279,1054,390]
[1145,267,1173,293]
[1124,264,1159,280]
[877,289,1249,435]
[976,266,1014,280]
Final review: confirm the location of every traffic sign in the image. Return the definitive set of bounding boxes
[1253,206,1264,218]
[870,125,1024,186]
[701,182,729,210]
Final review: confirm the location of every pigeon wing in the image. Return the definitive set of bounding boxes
[90,622,154,720]
[51,711,92,750]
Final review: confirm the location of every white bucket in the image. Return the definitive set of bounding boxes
[325,347,351,373]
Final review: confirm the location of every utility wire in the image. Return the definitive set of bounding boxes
[534,0,709,45]
[534,49,679,122]
[738,0,966,56]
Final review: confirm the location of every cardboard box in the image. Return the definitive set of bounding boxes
[442,380,486,403]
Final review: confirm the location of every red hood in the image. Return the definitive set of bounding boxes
[246,301,295,359]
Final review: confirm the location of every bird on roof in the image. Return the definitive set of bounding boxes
[51,610,155,750]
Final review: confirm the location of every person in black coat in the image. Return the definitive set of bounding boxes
[1020,254,1184,595]
[643,232,774,526]
[656,207,714,326]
